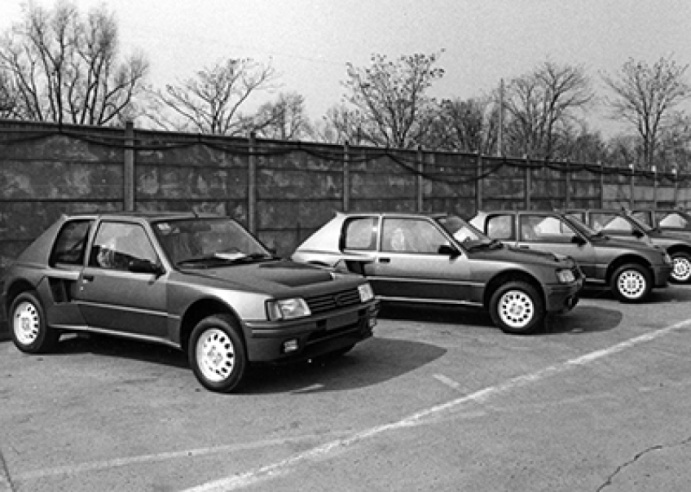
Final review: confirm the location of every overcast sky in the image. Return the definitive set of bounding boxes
[3,0,691,135]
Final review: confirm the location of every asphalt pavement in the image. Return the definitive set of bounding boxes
[2,286,691,491]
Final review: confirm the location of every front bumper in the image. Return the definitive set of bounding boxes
[653,264,674,287]
[544,278,583,314]
[243,300,379,362]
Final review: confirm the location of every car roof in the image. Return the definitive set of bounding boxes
[336,211,449,219]
[61,211,224,222]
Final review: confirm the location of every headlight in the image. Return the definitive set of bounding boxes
[556,269,576,284]
[266,298,311,321]
[358,282,375,302]
[662,252,673,265]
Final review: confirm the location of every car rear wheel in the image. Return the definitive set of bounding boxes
[489,281,544,334]
[670,252,691,283]
[189,315,247,393]
[10,290,60,353]
[612,264,651,302]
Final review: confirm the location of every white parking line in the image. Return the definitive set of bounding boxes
[183,318,691,492]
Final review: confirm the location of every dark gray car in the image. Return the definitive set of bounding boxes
[2,212,379,393]
[470,210,673,303]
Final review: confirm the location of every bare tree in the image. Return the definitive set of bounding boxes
[603,56,691,169]
[0,1,149,125]
[428,96,499,153]
[341,52,444,149]
[252,92,310,140]
[504,61,593,159]
[151,58,278,135]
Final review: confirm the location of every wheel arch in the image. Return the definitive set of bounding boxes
[483,269,545,311]
[178,298,245,354]
[665,244,691,257]
[606,254,651,285]
[5,278,38,315]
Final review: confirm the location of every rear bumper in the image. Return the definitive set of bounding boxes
[243,301,379,362]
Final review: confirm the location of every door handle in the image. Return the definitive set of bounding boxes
[83,274,94,282]
[378,257,391,264]
[518,245,530,249]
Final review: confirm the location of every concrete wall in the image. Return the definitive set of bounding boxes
[1,119,690,336]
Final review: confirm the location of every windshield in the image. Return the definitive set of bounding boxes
[153,217,271,267]
[562,214,599,237]
[437,214,490,244]
[626,213,654,232]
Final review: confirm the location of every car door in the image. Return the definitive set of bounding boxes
[43,219,93,329]
[513,213,600,280]
[363,217,471,302]
[74,220,168,338]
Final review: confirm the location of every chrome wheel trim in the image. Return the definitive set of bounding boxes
[498,290,535,329]
[617,270,646,299]
[196,328,235,383]
[672,257,691,282]
[13,301,40,346]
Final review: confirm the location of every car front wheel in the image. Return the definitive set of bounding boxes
[612,264,651,302]
[489,281,545,334]
[10,290,60,353]
[670,252,691,283]
[189,314,247,393]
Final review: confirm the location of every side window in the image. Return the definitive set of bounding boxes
[632,211,651,226]
[344,217,377,251]
[522,216,576,243]
[382,218,446,254]
[486,215,514,240]
[89,222,158,271]
[659,212,687,228]
[50,220,92,266]
[596,213,633,233]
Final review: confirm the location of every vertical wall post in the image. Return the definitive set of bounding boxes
[564,160,571,209]
[248,132,257,234]
[343,141,350,212]
[416,145,424,212]
[524,155,531,209]
[475,152,483,213]
[673,167,679,204]
[123,121,135,211]
[599,161,605,208]
[652,165,658,208]
[629,163,635,209]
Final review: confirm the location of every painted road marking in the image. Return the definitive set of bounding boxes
[433,374,464,391]
[182,318,691,492]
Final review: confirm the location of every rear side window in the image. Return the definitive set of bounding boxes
[486,215,514,240]
[344,217,378,251]
[51,220,92,266]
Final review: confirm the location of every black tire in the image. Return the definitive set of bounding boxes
[9,290,60,353]
[611,263,652,303]
[489,281,545,334]
[670,252,691,284]
[188,314,247,393]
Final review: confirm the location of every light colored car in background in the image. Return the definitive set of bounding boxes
[2,212,379,393]
[292,212,583,335]
[470,210,673,303]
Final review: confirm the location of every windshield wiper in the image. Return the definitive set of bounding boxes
[177,252,273,268]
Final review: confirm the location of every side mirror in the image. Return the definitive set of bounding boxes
[129,259,164,276]
[633,229,645,238]
[438,244,460,257]
[571,235,587,246]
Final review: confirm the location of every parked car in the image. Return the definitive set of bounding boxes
[470,210,673,303]
[291,212,583,335]
[631,208,691,237]
[2,212,379,393]
[565,209,691,284]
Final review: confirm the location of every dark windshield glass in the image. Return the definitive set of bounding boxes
[437,215,489,243]
[153,218,270,266]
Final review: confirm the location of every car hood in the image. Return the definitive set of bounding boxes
[591,234,669,252]
[471,244,575,267]
[178,258,341,293]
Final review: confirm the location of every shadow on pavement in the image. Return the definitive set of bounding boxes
[38,331,446,395]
